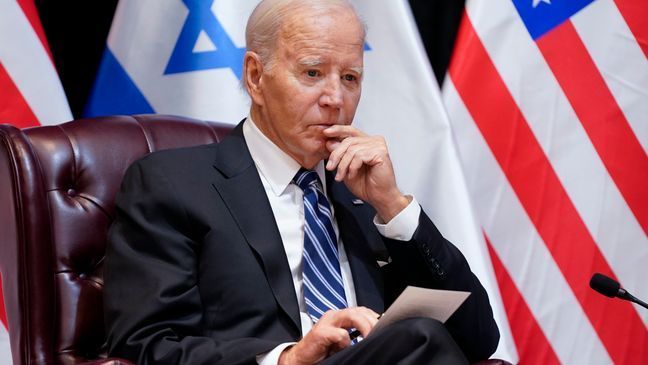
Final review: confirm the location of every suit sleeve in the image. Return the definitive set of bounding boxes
[381,209,500,363]
[104,159,278,365]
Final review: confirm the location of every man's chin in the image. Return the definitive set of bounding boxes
[295,135,335,163]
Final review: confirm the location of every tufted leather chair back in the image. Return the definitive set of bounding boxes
[0,115,234,365]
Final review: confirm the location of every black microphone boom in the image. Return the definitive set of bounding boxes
[590,273,648,310]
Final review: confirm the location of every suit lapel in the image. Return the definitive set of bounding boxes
[327,173,385,314]
[211,122,301,334]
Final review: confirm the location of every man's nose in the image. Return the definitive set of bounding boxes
[319,76,344,108]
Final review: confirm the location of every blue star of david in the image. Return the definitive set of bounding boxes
[165,0,371,80]
[165,0,245,79]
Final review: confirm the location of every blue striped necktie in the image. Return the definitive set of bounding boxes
[293,168,348,323]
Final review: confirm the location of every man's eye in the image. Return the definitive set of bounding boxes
[307,70,319,77]
[343,74,357,82]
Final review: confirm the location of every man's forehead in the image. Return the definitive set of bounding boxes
[296,56,364,72]
[279,21,364,52]
[298,57,325,67]
[278,6,364,42]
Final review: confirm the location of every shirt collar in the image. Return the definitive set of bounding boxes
[243,116,327,196]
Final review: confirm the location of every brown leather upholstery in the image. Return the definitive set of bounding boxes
[0,114,511,365]
[0,115,232,365]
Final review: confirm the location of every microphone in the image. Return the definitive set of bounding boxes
[589,273,648,310]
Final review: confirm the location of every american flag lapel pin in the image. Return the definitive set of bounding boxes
[351,199,364,206]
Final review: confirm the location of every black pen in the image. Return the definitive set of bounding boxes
[349,314,382,341]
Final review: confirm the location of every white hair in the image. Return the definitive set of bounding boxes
[245,0,367,68]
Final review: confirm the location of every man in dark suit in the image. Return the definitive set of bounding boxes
[104,1,500,364]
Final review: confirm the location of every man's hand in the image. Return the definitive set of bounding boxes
[279,307,380,365]
[324,125,410,222]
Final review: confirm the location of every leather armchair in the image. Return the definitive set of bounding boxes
[0,115,511,365]
[0,115,231,365]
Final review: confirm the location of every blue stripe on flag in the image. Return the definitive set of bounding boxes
[83,48,154,117]
[512,0,595,40]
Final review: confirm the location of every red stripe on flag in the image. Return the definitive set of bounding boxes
[0,63,40,128]
[613,0,648,58]
[449,13,648,365]
[485,235,560,365]
[16,0,53,62]
[536,20,648,236]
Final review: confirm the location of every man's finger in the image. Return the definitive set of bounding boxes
[327,136,375,170]
[323,125,366,139]
[326,307,380,337]
[326,136,356,171]
[326,139,342,153]
[335,145,360,181]
[352,307,381,336]
[346,156,365,180]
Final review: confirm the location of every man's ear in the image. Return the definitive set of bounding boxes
[243,51,265,106]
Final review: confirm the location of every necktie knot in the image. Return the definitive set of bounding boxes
[293,168,321,192]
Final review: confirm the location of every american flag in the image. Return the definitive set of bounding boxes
[0,0,72,362]
[443,0,647,363]
[0,0,71,128]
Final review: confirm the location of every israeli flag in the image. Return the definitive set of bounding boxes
[85,0,255,121]
[85,0,515,361]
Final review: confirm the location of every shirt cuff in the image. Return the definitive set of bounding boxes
[256,342,296,365]
[373,196,421,241]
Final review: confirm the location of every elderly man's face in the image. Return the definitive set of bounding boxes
[251,8,364,168]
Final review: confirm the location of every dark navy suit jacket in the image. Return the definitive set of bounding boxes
[104,122,499,364]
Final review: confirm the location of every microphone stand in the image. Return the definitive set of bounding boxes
[619,289,648,310]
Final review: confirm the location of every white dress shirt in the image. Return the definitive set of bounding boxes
[242,118,421,365]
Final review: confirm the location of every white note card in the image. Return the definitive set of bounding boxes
[370,286,470,335]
